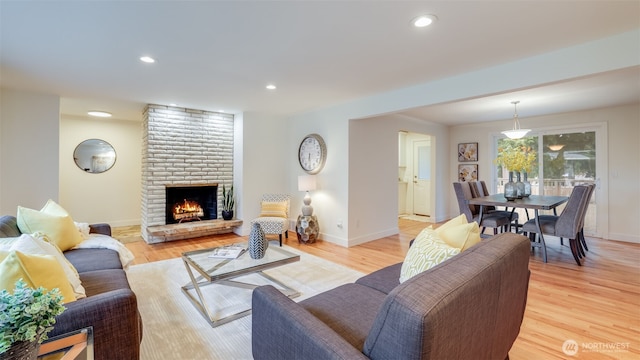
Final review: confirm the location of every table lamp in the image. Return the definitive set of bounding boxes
[298,175,317,216]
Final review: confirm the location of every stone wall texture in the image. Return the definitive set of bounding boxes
[141,104,234,242]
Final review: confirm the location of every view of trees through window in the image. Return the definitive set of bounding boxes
[495,131,597,233]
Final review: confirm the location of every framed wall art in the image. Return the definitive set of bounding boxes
[458,164,478,182]
[458,142,478,162]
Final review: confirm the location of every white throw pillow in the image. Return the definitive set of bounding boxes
[9,233,86,299]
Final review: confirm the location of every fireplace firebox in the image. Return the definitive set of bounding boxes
[165,184,217,224]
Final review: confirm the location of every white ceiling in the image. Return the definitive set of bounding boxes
[1,1,639,124]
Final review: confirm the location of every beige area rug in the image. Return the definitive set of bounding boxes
[126,246,365,360]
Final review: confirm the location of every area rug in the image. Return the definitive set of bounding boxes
[126,246,365,360]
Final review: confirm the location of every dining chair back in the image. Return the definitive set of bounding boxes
[522,185,590,265]
[470,181,518,231]
[575,183,596,252]
[453,182,510,235]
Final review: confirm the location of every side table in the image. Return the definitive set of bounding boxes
[38,326,93,360]
[296,215,319,244]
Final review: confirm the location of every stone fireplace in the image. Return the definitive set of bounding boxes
[141,104,236,243]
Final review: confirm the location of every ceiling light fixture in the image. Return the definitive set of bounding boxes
[140,56,155,63]
[501,101,531,139]
[548,144,565,151]
[266,84,276,90]
[412,14,438,28]
[87,111,112,118]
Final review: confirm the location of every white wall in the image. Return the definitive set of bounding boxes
[449,104,640,243]
[286,30,638,246]
[237,112,289,236]
[59,115,141,226]
[0,88,60,214]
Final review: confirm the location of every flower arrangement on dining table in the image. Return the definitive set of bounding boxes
[495,145,536,173]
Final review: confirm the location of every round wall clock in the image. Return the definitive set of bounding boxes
[298,133,327,174]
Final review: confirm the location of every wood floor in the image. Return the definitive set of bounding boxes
[121,219,640,359]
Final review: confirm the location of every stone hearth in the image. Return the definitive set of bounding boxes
[146,219,242,243]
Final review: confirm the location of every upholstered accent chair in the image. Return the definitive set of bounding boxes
[251,194,290,246]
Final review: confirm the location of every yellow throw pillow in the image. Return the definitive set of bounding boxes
[10,233,85,299]
[438,221,481,251]
[433,214,468,235]
[16,200,83,251]
[0,250,76,303]
[400,228,461,283]
[259,201,288,218]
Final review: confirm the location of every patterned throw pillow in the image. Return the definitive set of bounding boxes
[400,228,461,283]
[259,201,288,218]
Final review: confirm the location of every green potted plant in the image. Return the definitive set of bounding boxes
[221,184,235,220]
[0,279,65,359]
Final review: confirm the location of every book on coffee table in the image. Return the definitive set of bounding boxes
[208,245,246,259]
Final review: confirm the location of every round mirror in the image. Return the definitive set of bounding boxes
[73,139,116,173]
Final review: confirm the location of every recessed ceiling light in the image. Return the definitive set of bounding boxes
[266,84,276,90]
[88,111,112,118]
[412,14,438,28]
[140,56,156,63]
[169,103,177,107]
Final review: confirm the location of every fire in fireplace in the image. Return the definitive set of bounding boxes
[173,199,204,222]
[165,184,217,224]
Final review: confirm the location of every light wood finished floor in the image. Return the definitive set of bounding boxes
[120,219,640,359]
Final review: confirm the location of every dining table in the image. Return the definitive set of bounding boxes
[467,194,569,263]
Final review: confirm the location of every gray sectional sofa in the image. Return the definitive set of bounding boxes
[252,232,531,360]
[0,215,142,360]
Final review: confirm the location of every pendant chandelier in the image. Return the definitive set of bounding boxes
[501,101,531,139]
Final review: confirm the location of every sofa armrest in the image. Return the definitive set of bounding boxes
[89,223,112,236]
[252,285,368,360]
[51,289,141,360]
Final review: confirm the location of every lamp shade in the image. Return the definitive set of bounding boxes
[298,175,317,192]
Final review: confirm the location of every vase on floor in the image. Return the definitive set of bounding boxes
[522,171,532,197]
[248,223,268,259]
[515,171,525,199]
[504,171,517,201]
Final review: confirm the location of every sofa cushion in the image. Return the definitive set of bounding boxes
[300,283,387,350]
[0,250,76,303]
[399,229,460,283]
[355,262,401,294]
[64,248,122,273]
[79,269,132,297]
[17,200,83,251]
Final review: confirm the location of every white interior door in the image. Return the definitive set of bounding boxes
[412,140,431,216]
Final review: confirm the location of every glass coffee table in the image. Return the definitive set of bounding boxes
[181,244,300,327]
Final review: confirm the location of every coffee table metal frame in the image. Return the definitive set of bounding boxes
[181,244,300,327]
